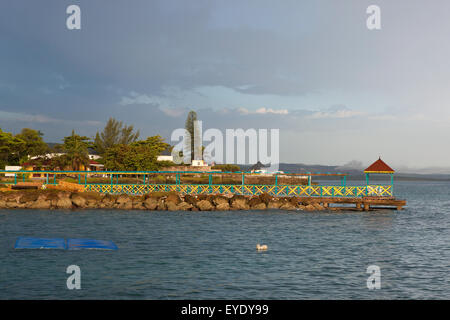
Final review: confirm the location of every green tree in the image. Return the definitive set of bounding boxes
[15,128,49,162]
[184,110,199,162]
[60,130,91,170]
[94,118,140,155]
[101,144,130,171]
[0,128,25,167]
[102,136,170,171]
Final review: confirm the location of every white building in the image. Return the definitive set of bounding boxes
[157,155,174,162]
[191,159,208,167]
[157,149,174,162]
[30,153,101,161]
[4,166,22,177]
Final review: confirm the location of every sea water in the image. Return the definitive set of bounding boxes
[0,180,449,299]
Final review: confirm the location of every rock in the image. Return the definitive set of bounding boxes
[176,202,193,211]
[116,195,133,209]
[144,197,158,210]
[177,201,193,211]
[267,200,281,209]
[166,201,179,211]
[4,193,20,203]
[280,203,296,210]
[248,197,263,207]
[166,193,181,211]
[156,199,167,210]
[213,196,229,206]
[313,203,325,211]
[19,192,39,203]
[29,199,51,209]
[258,193,273,205]
[6,201,19,208]
[71,194,86,208]
[0,191,331,212]
[196,200,214,211]
[132,200,146,210]
[196,194,208,201]
[166,193,181,204]
[184,195,198,205]
[289,197,301,206]
[116,195,131,205]
[251,202,267,210]
[117,201,133,210]
[56,198,73,209]
[102,195,116,207]
[57,192,72,199]
[86,199,100,209]
[215,202,230,211]
[231,197,249,210]
[45,193,59,206]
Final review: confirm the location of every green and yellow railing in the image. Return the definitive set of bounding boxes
[83,183,392,197]
[0,170,393,197]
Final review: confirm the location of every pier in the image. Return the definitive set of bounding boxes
[0,158,406,211]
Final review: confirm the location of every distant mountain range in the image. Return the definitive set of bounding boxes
[45,140,450,181]
[240,163,450,181]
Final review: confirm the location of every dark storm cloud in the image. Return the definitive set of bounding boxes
[2,0,450,167]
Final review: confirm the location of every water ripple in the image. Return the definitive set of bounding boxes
[0,181,449,299]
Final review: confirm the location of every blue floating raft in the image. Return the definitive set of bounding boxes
[67,238,118,250]
[15,237,67,249]
[14,237,118,250]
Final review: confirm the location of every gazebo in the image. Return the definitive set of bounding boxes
[364,157,395,191]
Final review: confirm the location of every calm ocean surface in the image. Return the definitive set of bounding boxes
[0,180,449,299]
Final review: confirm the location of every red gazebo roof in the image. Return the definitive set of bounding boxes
[364,157,395,173]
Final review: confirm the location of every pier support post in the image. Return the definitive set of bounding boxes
[391,173,394,196]
[363,203,370,211]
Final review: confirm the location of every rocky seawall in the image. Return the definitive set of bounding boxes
[0,190,330,211]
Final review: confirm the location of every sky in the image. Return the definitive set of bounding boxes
[1,0,450,170]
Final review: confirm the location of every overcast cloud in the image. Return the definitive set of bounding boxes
[1,0,450,168]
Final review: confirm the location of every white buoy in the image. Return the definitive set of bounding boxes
[256,244,268,251]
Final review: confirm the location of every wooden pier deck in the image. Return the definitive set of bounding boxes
[303,196,406,211]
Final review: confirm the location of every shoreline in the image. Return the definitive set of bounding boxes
[0,190,402,211]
